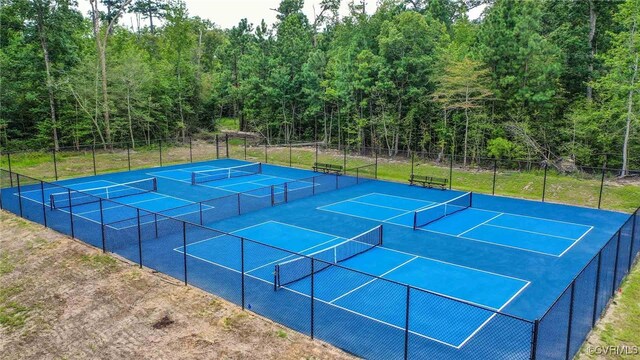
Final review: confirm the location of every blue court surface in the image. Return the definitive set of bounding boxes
[2,157,636,360]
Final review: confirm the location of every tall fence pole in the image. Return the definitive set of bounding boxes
[598,166,606,209]
[225,133,230,158]
[99,199,106,252]
[67,189,74,238]
[52,148,58,180]
[183,223,188,286]
[565,283,576,360]
[189,136,193,163]
[241,238,246,310]
[374,151,378,179]
[612,231,621,292]
[448,153,453,190]
[215,134,220,159]
[136,208,142,268]
[16,175,23,217]
[264,141,268,163]
[243,136,247,160]
[530,320,539,360]
[343,146,347,170]
[289,142,292,167]
[592,253,603,326]
[310,260,315,339]
[411,153,415,175]
[315,143,319,164]
[404,286,411,360]
[127,143,131,171]
[629,212,637,271]
[92,146,97,176]
[492,159,497,195]
[159,140,163,166]
[39,181,47,228]
[542,163,548,202]
[7,153,13,186]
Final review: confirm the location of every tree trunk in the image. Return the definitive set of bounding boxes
[622,51,638,176]
[34,1,59,150]
[587,0,597,101]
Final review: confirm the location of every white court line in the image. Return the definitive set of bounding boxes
[483,223,580,241]
[317,205,579,257]
[472,207,593,229]
[457,213,504,237]
[557,226,594,257]
[349,199,420,212]
[177,250,462,349]
[329,257,418,303]
[245,237,343,273]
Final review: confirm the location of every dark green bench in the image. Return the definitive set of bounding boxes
[409,174,447,189]
[313,162,343,175]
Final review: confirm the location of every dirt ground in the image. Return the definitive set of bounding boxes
[0,211,354,360]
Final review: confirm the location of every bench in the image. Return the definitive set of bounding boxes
[313,162,343,175]
[409,174,447,189]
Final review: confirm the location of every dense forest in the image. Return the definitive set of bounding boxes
[0,0,639,171]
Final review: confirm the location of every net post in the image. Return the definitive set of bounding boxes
[99,199,106,252]
[152,177,157,191]
[244,136,247,160]
[612,231,621,293]
[270,185,275,206]
[67,189,74,238]
[127,143,131,171]
[565,282,576,360]
[412,212,417,231]
[312,176,316,195]
[40,181,47,228]
[237,193,241,215]
[273,265,279,291]
[137,208,142,268]
[52,148,58,180]
[189,136,193,163]
[183,222,188,286]
[492,159,497,195]
[284,182,288,203]
[598,164,606,209]
[310,259,315,340]
[542,162,548,202]
[592,252,602,326]
[199,203,203,225]
[448,152,453,190]
[241,238,245,309]
[216,134,219,159]
[92,145,97,176]
[225,133,229,158]
[158,139,163,166]
[530,319,539,360]
[16,175,23,217]
[404,286,410,360]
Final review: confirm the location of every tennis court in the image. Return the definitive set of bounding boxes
[1,157,637,360]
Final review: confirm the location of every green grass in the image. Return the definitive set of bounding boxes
[2,142,639,213]
[215,117,239,131]
[0,284,29,330]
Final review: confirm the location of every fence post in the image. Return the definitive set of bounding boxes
[92,146,97,175]
[244,136,247,160]
[592,253,603,326]
[137,208,142,268]
[40,181,47,228]
[530,320,539,360]
[312,177,316,195]
[241,238,245,310]
[16,175,23,217]
[183,222,188,286]
[310,259,315,339]
[127,143,131,171]
[598,166,606,209]
[67,189,74,238]
[565,283,576,360]
[448,153,453,190]
[492,159,497,195]
[215,134,219,159]
[343,145,347,170]
[7,153,13,186]
[264,141,268,163]
[225,133,229,158]
[99,199,106,252]
[315,142,319,164]
[52,148,58,180]
[404,286,410,360]
[189,136,193,163]
[159,140,163,166]
[612,231,621,292]
[375,151,378,179]
[629,212,637,272]
[542,163,548,202]
[289,142,292,167]
[411,153,415,176]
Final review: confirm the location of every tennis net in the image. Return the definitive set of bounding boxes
[274,225,383,289]
[191,163,262,185]
[50,178,157,209]
[413,192,472,230]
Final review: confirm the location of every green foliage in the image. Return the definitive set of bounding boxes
[0,0,638,168]
[487,137,524,160]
